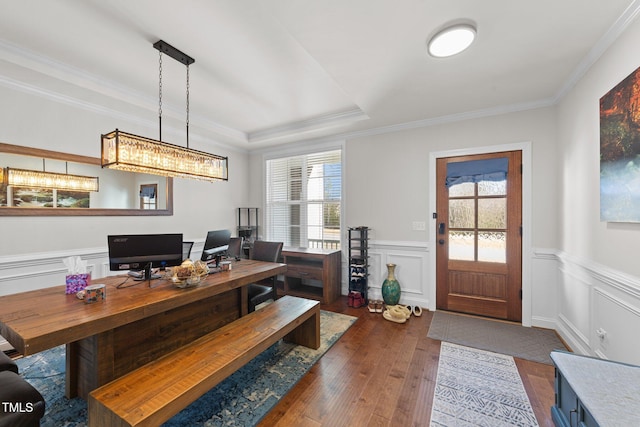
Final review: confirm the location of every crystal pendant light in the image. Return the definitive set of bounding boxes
[101,40,228,182]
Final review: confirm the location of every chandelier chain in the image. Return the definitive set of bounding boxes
[186,64,190,148]
[158,51,163,141]
[158,51,163,118]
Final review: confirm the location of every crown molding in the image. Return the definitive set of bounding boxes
[257,97,555,152]
[247,108,369,143]
[0,74,157,125]
[256,1,640,151]
[0,74,247,154]
[0,38,367,146]
[0,38,248,143]
[2,0,640,151]
[553,0,640,102]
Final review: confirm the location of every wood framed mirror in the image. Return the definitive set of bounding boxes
[0,142,173,216]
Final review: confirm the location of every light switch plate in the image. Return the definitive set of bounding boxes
[412,221,426,231]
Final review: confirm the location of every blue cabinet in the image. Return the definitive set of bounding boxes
[551,351,640,426]
[551,362,597,427]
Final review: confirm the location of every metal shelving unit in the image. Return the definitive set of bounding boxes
[237,207,258,257]
[348,226,370,304]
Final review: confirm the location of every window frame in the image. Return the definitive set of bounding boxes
[139,183,158,210]
[262,141,345,250]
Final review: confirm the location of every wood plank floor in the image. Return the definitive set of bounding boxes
[258,297,556,427]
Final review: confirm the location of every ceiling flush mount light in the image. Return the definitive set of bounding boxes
[101,40,228,182]
[427,22,477,58]
[6,165,99,192]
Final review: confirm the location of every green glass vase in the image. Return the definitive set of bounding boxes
[381,263,401,305]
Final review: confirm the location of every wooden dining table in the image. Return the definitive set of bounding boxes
[0,258,286,399]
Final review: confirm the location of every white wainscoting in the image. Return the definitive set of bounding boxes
[0,241,207,351]
[0,248,105,297]
[530,248,559,329]
[552,250,640,364]
[0,249,99,350]
[341,240,430,309]
[3,243,640,364]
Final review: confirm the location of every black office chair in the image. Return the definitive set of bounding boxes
[182,241,194,261]
[0,351,45,427]
[247,240,283,312]
[227,237,243,259]
[0,351,17,374]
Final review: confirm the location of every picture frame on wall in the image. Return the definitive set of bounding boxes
[600,66,640,222]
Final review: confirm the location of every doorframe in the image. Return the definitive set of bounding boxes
[428,141,533,326]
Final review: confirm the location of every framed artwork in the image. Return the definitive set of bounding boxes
[13,187,54,208]
[57,190,90,208]
[0,187,89,209]
[600,66,640,222]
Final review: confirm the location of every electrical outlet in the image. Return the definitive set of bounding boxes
[412,221,426,231]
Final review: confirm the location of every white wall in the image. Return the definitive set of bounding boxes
[558,23,640,275]
[4,12,640,365]
[555,14,640,364]
[0,83,249,260]
[343,108,558,325]
[249,107,560,324]
[344,108,559,247]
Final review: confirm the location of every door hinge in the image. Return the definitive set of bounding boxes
[519,289,523,300]
[520,163,523,174]
[519,225,523,236]
[432,212,437,219]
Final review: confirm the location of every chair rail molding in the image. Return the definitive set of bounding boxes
[553,249,640,364]
[3,242,640,364]
[348,239,430,309]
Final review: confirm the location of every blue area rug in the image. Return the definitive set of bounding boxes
[15,310,356,427]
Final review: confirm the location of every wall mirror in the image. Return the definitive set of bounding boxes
[0,142,173,216]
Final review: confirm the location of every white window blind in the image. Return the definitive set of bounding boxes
[265,149,341,249]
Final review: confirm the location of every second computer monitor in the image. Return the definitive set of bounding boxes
[201,229,232,262]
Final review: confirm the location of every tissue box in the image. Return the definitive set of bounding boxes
[66,273,91,295]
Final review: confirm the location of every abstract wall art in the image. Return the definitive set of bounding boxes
[600,66,640,222]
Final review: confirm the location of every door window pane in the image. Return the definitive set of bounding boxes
[478,180,506,196]
[478,198,506,229]
[449,182,474,197]
[449,199,475,228]
[449,231,475,261]
[478,232,506,262]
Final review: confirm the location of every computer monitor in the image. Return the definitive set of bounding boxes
[108,233,183,280]
[201,229,231,263]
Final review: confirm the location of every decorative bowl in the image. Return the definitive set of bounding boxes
[172,272,206,288]
[172,260,209,288]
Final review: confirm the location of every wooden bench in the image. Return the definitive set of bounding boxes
[88,295,320,427]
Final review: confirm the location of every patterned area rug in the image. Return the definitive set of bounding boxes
[430,342,539,427]
[15,310,356,427]
[427,311,567,365]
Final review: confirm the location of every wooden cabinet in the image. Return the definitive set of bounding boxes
[277,248,341,304]
[550,350,640,426]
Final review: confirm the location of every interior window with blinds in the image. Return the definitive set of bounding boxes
[265,149,341,249]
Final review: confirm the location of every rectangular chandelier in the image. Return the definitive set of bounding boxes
[101,129,228,182]
[6,167,99,192]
